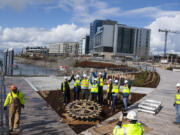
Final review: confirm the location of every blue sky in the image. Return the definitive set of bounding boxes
[0,0,180,54]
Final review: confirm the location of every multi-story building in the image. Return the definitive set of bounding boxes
[49,42,79,56]
[79,35,90,55]
[22,46,48,56]
[89,20,117,53]
[91,20,151,59]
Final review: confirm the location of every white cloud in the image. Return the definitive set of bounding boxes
[118,6,180,19]
[0,24,89,49]
[146,14,180,54]
[55,0,121,25]
[0,0,54,10]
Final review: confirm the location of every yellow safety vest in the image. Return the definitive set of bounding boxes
[81,79,89,88]
[4,91,25,107]
[98,77,104,87]
[107,84,110,93]
[123,86,130,94]
[113,123,144,135]
[91,84,98,93]
[74,79,81,87]
[112,84,119,94]
[175,93,180,104]
[63,82,70,92]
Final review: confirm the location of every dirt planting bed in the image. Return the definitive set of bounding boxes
[74,61,138,72]
[132,71,160,88]
[38,90,145,134]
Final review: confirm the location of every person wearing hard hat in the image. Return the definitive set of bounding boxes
[89,78,99,102]
[111,80,120,112]
[174,83,180,124]
[61,75,74,105]
[3,84,25,132]
[81,74,89,100]
[73,74,81,100]
[91,68,107,105]
[122,80,130,111]
[113,111,144,135]
[107,79,113,105]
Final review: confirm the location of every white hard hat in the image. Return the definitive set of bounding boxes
[76,75,80,79]
[99,72,102,75]
[109,79,112,82]
[127,111,137,120]
[83,74,87,78]
[124,80,128,84]
[115,80,118,83]
[94,78,97,81]
[176,83,180,87]
[64,77,68,80]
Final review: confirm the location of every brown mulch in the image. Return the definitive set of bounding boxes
[38,90,145,134]
[74,61,138,72]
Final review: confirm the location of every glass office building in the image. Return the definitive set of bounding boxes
[117,27,136,54]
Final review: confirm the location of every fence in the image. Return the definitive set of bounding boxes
[0,74,9,133]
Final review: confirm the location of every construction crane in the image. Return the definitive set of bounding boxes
[159,29,180,57]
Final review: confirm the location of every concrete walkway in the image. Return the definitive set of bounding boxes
[4,77,76,135]
[134,68,180,135]
[82,68,180,135]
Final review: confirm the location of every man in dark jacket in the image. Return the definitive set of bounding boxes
[61,75,73,105]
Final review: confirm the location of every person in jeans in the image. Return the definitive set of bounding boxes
[174,83,180,124]
[73,75,81,100]
[111,80,119,112]
[122,80,130,111]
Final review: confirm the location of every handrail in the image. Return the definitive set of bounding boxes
[0,74,9,133]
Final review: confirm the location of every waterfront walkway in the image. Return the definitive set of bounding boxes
[4,77,76,135]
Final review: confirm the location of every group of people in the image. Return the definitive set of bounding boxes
[61,68,132,112]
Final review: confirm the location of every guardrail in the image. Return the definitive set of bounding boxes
[0,74,9,133]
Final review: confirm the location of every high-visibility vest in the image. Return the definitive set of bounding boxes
[98,77,104,87]
[175,93,180,104]
[91,83,98,93]
[112,84,119,94]
[4,91,25,107]
[123,86,130,94]
[81,79,89,88]
[113,123,144,135]
[74,79,81,87]
[63,82,70,92]
[107,84,110,93]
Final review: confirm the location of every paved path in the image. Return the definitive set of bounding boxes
[82,68,180,135]
[4,77,76,135]
[133,68,180,135]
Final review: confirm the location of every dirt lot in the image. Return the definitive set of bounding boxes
[38,90,145,134]
[75,60,138,72]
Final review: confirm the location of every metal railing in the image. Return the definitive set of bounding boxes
[0,74,9,133]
